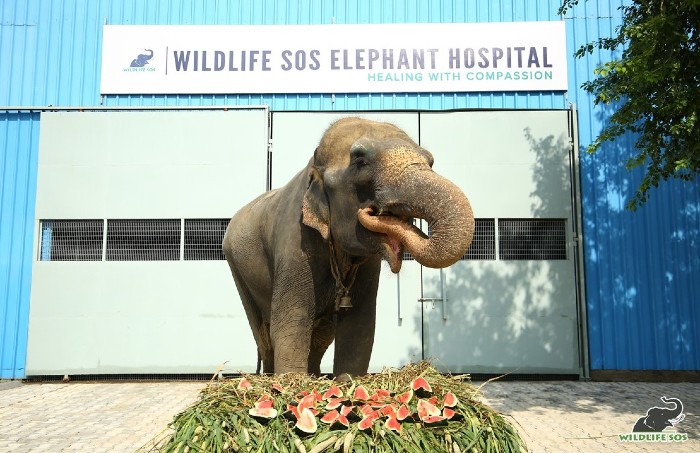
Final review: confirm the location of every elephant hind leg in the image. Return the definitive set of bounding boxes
[307,316,336,376]
[228,265,274,373]
[258,321,274,373]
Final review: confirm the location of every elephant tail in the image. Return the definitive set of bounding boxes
[256,350,262,374]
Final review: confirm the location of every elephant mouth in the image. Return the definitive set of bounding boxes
[357,206,426,273]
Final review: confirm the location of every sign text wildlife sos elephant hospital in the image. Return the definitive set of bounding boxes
[100,22,568,95]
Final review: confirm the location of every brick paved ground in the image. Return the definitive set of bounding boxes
[0,381,204,452]
[1,379,698,452]
[480,381,700,452]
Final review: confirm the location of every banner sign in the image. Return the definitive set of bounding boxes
[100,22,568,95]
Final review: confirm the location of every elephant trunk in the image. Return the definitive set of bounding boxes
[358,167,474,272]
[661,396,683,419]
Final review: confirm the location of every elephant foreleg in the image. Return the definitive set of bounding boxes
[332,262,380,378]
[270,301,315,374]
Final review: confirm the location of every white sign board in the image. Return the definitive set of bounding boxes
[100,22,568,94]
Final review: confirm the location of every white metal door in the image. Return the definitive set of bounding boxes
[27,109,269,375]
[419,110,581,375]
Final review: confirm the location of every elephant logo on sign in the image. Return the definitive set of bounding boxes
[632,396,685,432]
[130,49,154,67]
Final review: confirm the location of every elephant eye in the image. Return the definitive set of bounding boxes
[350,151,369,167]
[353,157,368,167]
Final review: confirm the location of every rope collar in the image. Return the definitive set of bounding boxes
[328,236,362,312]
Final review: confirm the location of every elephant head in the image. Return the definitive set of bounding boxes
[301,117,475,273]
[632,396,685,432]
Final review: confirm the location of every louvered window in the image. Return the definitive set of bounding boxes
[39,220,104,261]
[106,219,181,261]
[498,219,567,260]
[184,219,229,260]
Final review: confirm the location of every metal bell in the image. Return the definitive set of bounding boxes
[338,295,353,309]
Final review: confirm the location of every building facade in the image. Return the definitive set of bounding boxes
[1,0,698,379]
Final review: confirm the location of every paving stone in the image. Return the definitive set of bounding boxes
[0,379,698,452]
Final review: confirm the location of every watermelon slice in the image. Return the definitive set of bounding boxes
[248,406,278,423]
[320,410,340,424]
[443,407,464,421]
[417,399,441,420]
[422,415,448,427]
[322,385,343,400]
[237,378,252,390]
[294,407,318,435]
[411,376,432,398]
[396,389,413,405]
[353,385,370,400]
[442,391,459,408]
[384,415,401,433]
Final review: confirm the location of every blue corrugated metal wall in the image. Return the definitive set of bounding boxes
[1,0,699,378]
[0,113,39,379]
[565,1,700,370]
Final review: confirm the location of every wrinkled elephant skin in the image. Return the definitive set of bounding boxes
[223,117,474,377]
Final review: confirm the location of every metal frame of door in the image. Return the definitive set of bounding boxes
[416,108,587,377]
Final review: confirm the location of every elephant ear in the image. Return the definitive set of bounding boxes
[302,166,330,240]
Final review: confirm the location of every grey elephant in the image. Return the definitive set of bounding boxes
[130,49,153,67]
[632,396,685,432]
[223,117,474,377]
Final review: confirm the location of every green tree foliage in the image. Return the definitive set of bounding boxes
[560,0,700,210]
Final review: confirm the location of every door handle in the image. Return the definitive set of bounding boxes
[418,269,448,321]
[397,274,402,325]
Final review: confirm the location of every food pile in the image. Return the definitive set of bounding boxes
[151,362,526,452]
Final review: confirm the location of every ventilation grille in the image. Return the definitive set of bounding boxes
[405,219,495,261]
[40,219,231,262]
[184,219,229,260]
[40,220,104,261]
[106,219,181,261]
[39,218,567,262]
[498,219,567,260]
[403,218,565,263]
[463,219,496,260]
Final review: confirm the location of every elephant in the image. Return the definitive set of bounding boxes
[130,49,153,67]
[223,117,475,378]
[632,396,685,432]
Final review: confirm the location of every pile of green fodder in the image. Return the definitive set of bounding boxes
[148,362,526,452]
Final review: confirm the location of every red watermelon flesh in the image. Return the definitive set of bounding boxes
[442,391,459,408]
[396,389,413,405]
[411,376,432,398]
[322,385,343,400]
[358,415,376,432]
[320,410,340,424]
[353,385,370,400]
[422,415,448,427]
[384,415,401,433]
[443,407,464,421]
[248,406,278,422]
[332,414,350,430]
[396,404,413,421]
